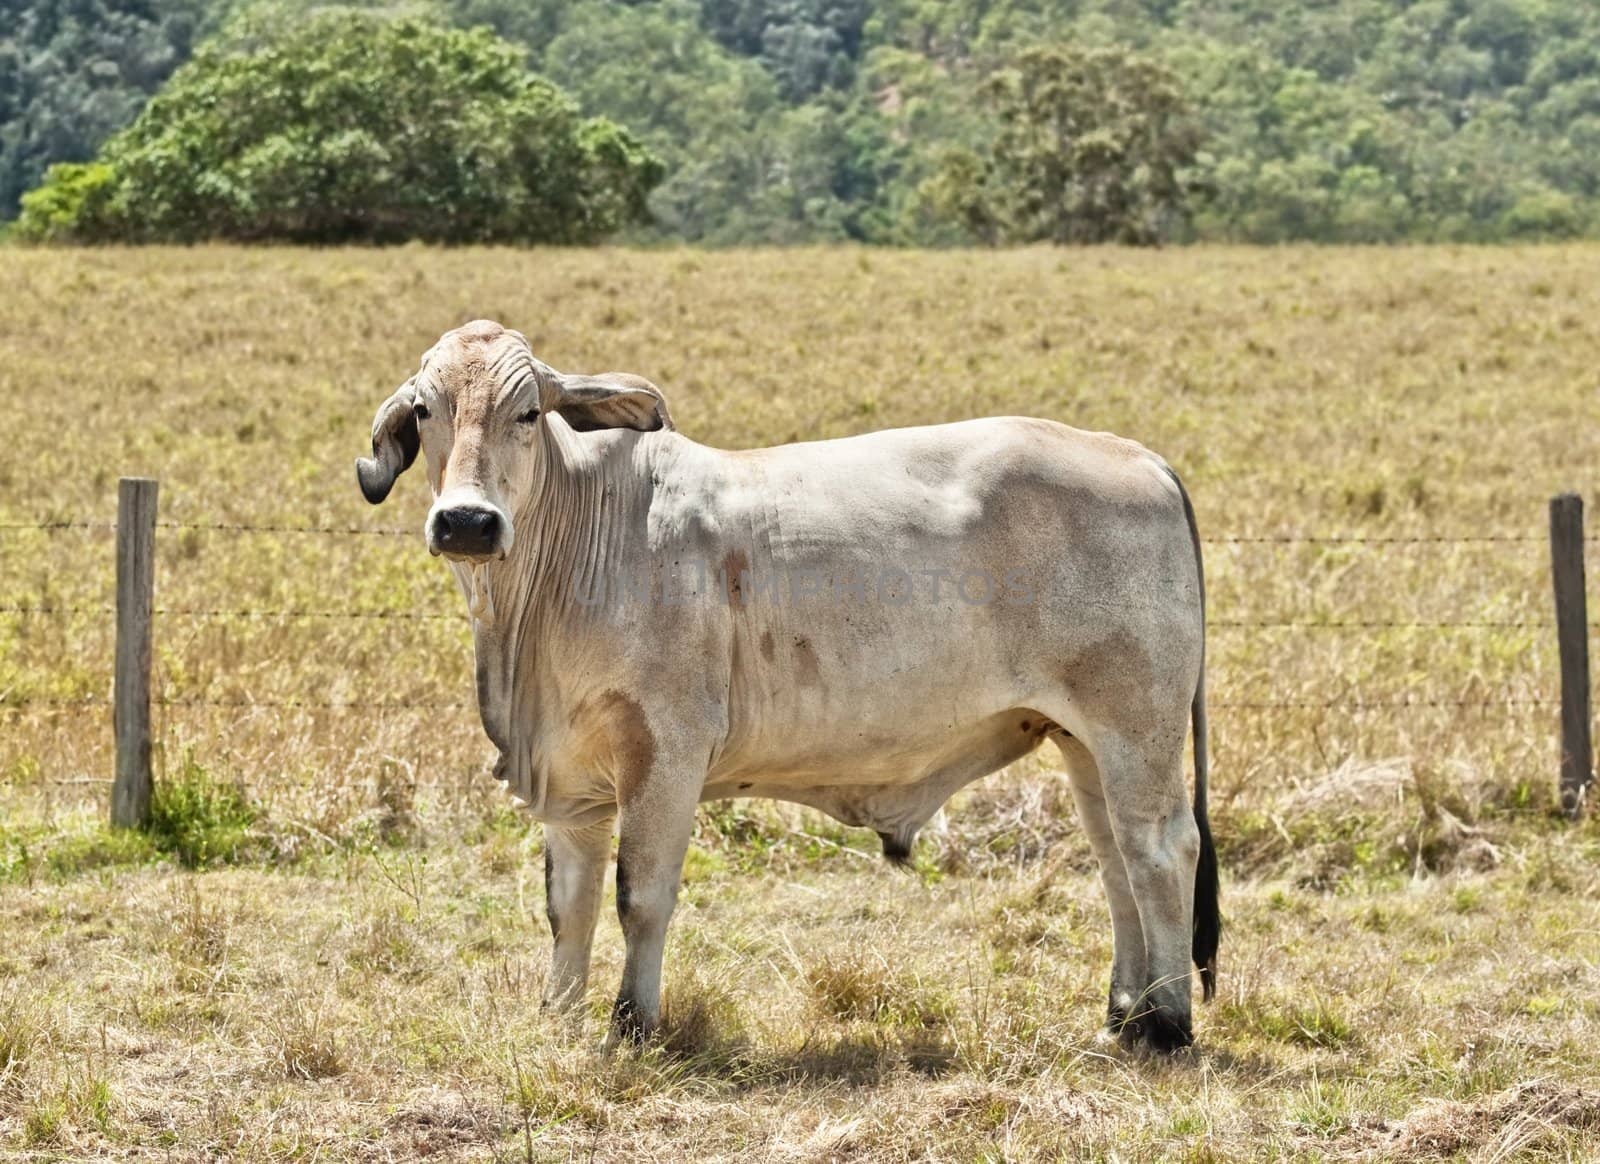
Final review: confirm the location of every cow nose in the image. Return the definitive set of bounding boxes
[435,507,500,557]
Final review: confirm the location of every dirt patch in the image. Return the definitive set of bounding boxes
[1379,1081,1600,1160]
[360,1089,499,1160]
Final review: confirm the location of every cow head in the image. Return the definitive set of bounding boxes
[356,320,671,561]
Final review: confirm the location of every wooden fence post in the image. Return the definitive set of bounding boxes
[112,477,158,828]
[1549,492,1592,820]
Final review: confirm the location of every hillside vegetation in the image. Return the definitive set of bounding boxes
[6,0,1600,243]
[10,12,663,244]
[0,246,1597,1158]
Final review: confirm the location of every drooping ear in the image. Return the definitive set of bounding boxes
[544,372,674,434]
[355,379,421,504]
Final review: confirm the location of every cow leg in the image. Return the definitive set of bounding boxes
[1094,731,1200,1052]
[608,767,700,1047]
[541,815,614,1013]
[1057,734,1148,1044]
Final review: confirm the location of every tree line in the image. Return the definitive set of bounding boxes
[6,0,1600,245]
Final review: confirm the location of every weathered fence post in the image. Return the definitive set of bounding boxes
[1549,492,1592,820]
[112,477,158,828]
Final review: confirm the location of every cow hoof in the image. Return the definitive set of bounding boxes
[1106,1003,1143,1049]
[607,998,654,1050]
[1140,1010,1194,1054]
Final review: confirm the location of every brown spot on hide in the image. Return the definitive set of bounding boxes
[721,550,750,607]
[759,631,775,662]
[793,636,821,687]
[572,689,657,805]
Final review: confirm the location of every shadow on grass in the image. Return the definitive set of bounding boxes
[765,1026,958,1084]
[630,1013,959,1091]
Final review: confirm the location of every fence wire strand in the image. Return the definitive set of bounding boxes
[0,604,459,621]
[7,518,1600,544]
[0,694,1550,713]
[1208,534,1547,545]
[156,522,413,537]
[1217,697,1555,711]
[0,696,469,710]
[1212,619,1553,630]
[0,520,412,536]
[0,607,1579,630]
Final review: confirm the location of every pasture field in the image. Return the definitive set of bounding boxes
[1,245,1600,1161]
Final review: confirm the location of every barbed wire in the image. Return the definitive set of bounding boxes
[157,522,414,536]
[3,604,1590,633]
[2,519,1595,545]
[0,606,1576,630]
[1211,619,1551,630]
[1214,697,1556,710]
[0,520,413,536]
[0,687,1563,720]
[0,521,416,534]
[159,697,471,710]
[0,693,1552,713]
[0,605,458,621]
[160,608,459,621]
[0,696,469,710]
[1207,534,1549,545]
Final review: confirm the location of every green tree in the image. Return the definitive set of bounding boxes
[699,0,871,101]
[532,0,782,242]
[0,0,218,220]
[13,9,662,243]
[926,44,1204,245]
[11,0,1600,244]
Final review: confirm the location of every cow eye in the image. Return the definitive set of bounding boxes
[414,402,431,421]
[515,408,540,426]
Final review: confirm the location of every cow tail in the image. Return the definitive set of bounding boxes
[1169,465,1220,1002]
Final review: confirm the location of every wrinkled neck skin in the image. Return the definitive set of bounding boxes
[449,413,658,819]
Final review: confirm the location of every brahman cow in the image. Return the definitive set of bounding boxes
[356,320,1219,1051]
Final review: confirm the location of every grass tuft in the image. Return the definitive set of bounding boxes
[805,952,954,1029]
[347,907,424,977]
[273,999,345,1081]
[1224,992,1357,1051]
[655,965,752,1072]
[21,1065,114,1145]
[146,754,260,869]
[0,989,47,1088]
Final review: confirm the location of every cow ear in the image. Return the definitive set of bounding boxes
[545,372,673,434]
[355,380,421,504]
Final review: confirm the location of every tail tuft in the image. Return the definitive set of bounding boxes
[1193,807,1221,1001]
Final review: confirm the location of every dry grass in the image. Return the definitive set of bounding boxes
[1,245,1599,1159]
